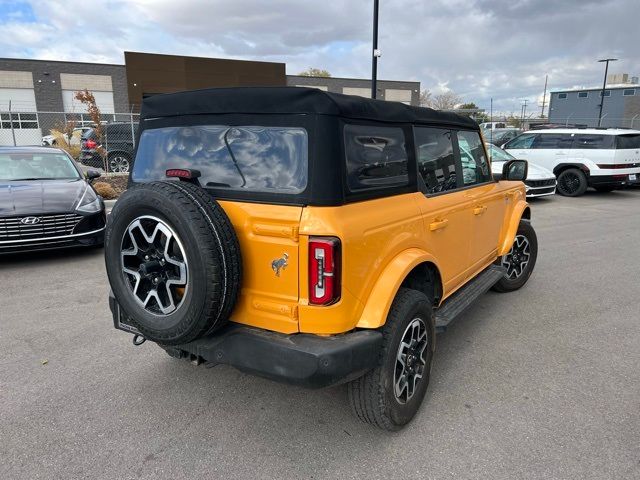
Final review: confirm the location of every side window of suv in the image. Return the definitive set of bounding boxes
[344,124,409,191]
[572,134,614,149]
[531,134,573,149]
[415,127,458,194]
[504,133,537,149]
[457,130,491,186]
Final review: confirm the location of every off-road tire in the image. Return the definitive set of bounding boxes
[348,288,435,431]
[492,220,537,292]
[105,181,241,345]
[556,168,588,197]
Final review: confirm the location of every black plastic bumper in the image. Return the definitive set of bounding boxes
[108,294,383,389]
[589,174,640,188]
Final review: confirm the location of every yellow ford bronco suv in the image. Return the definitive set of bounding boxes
[105,87,536,430]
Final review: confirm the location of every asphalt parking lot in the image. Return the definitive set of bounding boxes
[1,190,639,480]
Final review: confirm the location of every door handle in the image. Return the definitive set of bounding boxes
[429,219,449,231]
[473,205,487,215]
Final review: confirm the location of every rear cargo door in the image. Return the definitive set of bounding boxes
[219,201,303,333]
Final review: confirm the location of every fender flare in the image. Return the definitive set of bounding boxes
[356,248,440,329]
[553,162,590,177]
[498,198,531,256]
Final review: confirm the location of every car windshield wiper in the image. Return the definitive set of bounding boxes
[223,128,247,188]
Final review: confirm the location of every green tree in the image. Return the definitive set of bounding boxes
[298,68,331,77]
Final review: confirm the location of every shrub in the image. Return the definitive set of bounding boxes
[93,182,117,200]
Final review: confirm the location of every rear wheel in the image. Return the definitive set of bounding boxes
[105,181,241,345]
[492,220,537,293]
[556,168,587,197]
[348,288,435,431]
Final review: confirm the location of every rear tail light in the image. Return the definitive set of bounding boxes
[84,139,97,149]
[309,237,341,305]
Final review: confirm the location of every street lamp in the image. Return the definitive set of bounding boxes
[597,58,617,127]
[371,0,380,99]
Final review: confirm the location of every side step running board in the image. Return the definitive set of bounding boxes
[435,264,506,333]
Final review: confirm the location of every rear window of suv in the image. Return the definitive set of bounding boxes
[132,125,308,193]
[616,134,640,149]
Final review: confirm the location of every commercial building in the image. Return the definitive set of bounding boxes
[548,74,640,128]
[0,53,420,145]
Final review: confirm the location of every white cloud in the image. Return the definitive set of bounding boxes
[1,0,638,113]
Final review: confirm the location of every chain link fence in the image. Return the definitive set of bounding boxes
[0,106,140,173]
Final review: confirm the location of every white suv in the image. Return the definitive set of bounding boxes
[504,128,640,196]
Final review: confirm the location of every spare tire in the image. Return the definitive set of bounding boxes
[105,181,241,345]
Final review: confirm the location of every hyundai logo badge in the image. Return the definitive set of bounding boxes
[20,216,41,225]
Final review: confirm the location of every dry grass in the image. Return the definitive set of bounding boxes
[93,182,117,200]
[94,174,128,199]
[50,129,81,159]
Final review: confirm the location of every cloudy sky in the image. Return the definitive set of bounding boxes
[0,0,638,114]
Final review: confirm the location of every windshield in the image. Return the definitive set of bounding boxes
[132,125,308,193]
[0,152,81,181]
[488,144,515,161]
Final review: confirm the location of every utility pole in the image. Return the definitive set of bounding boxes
[371,0,380,99]
[597,58,617,127]
[540,75,548,117]
[521,99,529,127]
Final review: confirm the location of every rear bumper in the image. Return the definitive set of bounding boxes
[109,293,383,389]
[80,151,103,168]
[589,173,640,188]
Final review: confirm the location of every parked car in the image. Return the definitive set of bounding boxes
[487,144,555,197]
[504,128,640,196]
[41,126,92,147]
[0,146,106,254]
[479,121,506,131]
[483,128,521,147]
[80,122,137,172]
[105,87,535,431]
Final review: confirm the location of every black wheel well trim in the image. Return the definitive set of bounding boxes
[400,261,442,306]
[521,206,531,221]
[553,163,590,177]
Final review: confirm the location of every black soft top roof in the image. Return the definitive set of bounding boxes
[140,86,478,129]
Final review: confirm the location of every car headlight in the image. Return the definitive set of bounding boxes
[76,185,102,213]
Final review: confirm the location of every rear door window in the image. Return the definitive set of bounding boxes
[344,124,409,191]
[457,130,491,186]
[415,127,458,194]
[572,134,614,149]
[532,133,573,149]
[132,125,308,193]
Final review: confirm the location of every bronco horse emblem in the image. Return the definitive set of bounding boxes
[271,253,289,277]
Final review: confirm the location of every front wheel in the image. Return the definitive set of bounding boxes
[492,220,537,292]
[348,288,435,431]
[108,153,131,173]
[556,168,588,197]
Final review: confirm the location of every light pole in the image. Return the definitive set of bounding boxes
[597,58,617,127]
[371,0,380,99]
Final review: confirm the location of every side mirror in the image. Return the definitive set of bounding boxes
[502,159,528,181]
[86,169,101,182]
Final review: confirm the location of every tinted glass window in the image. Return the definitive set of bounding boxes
[532,134,573,149]
[578,92,588,98]
[488,144,515,161]
[0,152,80,181]
[505,133,537,149]
[132,125,308,193]
[415,127,457,194]
[344,125,408,191]
[616,134,640,149]
[600,90,611,97]
[623,89,636,96]
[572,134,614,149]
[457,130,491,186]
[558,93,567,99]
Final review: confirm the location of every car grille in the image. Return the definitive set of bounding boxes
[0,214,83,240]
[525,179,556,188]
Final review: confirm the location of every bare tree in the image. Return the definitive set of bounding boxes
[74,89,107,171]
[298,67,331,77]
[419,89,432,107]
[430,91,462,110]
